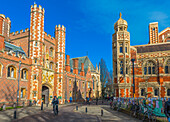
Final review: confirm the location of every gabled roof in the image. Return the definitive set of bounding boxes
[4,41,27,56]
[70,56,95,74]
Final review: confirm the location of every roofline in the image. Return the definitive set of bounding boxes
[133,42,170,47]
[159,27,170,35]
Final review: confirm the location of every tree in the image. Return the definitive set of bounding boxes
[99,58,108,98]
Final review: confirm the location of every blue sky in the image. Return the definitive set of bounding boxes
[1,0,170,70]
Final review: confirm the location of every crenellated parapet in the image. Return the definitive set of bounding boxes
[10,28,29,36]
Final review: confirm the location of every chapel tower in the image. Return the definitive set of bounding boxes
[112,13,131,97]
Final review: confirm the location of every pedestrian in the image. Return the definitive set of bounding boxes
[96,97,98,105]
[164,98,170,122]
[52,96,59,114]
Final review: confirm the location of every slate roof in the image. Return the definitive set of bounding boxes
[4,41,27,56]
[134,43,170,53]
[69,56,96,74]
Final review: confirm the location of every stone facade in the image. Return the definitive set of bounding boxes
[0,3,101,104]
[112,13,170,98]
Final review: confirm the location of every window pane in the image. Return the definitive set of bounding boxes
[21,70,23,79]
[24,71,27,79]
[152,66,155,74]
[120,47,123,53]
[120,67,123,74]
[144,67,147,75]
[11,68,14,78]
[148,67,151,74]
[8,67,10,77]
[165,66,168,74]
[125,47,127,53]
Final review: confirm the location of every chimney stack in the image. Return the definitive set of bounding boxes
[80,63,85,76]
[73,58,79,75]
[66,55,70,72]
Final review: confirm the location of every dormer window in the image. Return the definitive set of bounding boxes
[119,27,123,31]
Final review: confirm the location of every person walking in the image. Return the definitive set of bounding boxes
[164,98,170,122]
[52,96,59,115]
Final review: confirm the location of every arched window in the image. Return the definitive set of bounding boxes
[144,61,156,75]
[154,88,159,96]
[141,88,145,96]
[49,47,53,57]
[49,62,53,69]
[167,89,170,96]
[21,68,28,80]
[165,59,170,74]
[69,79,72,86]
[7,66,16,78]
[120,61,123,74]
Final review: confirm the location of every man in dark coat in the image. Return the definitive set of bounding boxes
[52,96,59,113]
[164,98,170,122]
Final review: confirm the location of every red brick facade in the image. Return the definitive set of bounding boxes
[113,14,170,98]
[0,3,101,104]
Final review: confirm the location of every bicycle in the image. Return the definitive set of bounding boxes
[142,105,156,122]
[53,104,58,115]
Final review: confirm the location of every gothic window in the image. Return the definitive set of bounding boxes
[35,42,37,46]
[82,82,85,88]
[34,75,37,80]
[165,59,170,74]
[49,47,53,57]
[167,89,170,96]
[141,88,145,96]
[154,88,159,96]
[125,47,127,53]
[144,61,156,75]
[34,59,37,64]
[93,79,95,89]
[120,47,123,53]
[7,66,16,78]
[126,67,128,74]
[49,62,53,69]
[21,68,28,80]
[120,61,123,74]
[21,88,26,98]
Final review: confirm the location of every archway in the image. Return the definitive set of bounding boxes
[42,86,49,104]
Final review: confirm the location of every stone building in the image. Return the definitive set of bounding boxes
[112,13,170,98]
[0,3,101,104]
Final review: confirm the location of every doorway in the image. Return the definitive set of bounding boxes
[42,86,49,104]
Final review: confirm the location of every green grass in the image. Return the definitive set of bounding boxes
[5,106,23,110]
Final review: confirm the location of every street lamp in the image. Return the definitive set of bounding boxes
[65,73,67,103]
[131,59,135,98]
[14,60,21,119]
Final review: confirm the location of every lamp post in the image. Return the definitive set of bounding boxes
[17,61,21,106]
[14,60,21,119]
[131,59,135,98]
[74,74,76,102]
[65,73,67,103]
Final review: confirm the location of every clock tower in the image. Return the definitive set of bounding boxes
[112,13,131,97]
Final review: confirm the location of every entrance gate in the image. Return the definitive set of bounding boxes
[42,86,49,104]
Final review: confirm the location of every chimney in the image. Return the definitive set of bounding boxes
[0,35,5,51]
[66,55,70,72]
[73,58,79,75]
[80,63,85,76]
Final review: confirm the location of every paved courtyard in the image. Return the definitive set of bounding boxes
[0,101,142,122]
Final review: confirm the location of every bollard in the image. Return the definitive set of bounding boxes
[102,100,103,104]
[41,102,43,110]
[23,101,25,107]
[14,110,17,119]
[101,109,103,116]
[3,104,6,110]
[85,107,87,113]
[46,103,48,107]
[76,106,78,111]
